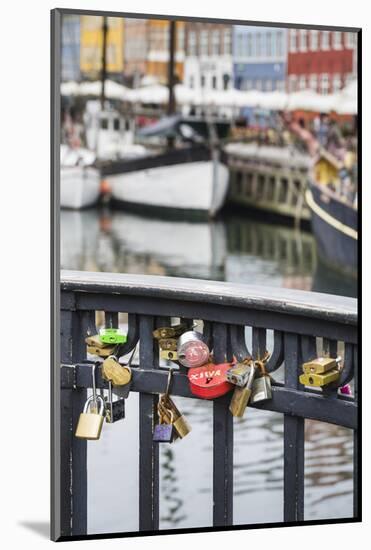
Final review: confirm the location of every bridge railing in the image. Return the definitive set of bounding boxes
[54,270,358,539]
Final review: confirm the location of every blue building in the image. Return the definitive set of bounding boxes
[62,15,81,82]
[233,26,287,92]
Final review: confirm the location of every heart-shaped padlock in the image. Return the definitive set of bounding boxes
[188,362,233,399]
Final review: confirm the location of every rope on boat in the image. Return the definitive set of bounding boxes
[305,189,358,240]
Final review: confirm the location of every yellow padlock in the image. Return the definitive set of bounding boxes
[302,357,338,374]
[299,369,340,387]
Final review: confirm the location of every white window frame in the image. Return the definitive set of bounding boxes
[289,74,297,93]
[266,32,272,57]
[310,30,319,51]
[200,30,209,56]
[320,73,329,94]
[223,29,232,55]
[332,31,342,50]
[345,32,356,49]
[299,30,307,52]
[276,31,283,57]
[256,33,262,57]
[255,79,262,91]
[309,74,317,92]
[247,33,253,56]
[332,73,342,92]
[188,30,197,56]
[211,30,220,56]
[290,30,297,53]
[299,75,306,90]
[321,31,330,51]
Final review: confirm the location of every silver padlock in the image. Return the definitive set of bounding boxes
[250,375,272,404]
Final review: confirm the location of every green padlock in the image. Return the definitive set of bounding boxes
[100,328,127,345]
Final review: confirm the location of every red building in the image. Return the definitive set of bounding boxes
[287,29,357,94]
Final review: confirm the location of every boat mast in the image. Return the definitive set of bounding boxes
[100,16,108,109]
[167,20,176,148]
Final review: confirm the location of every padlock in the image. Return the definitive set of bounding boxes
[160,395,191,439]
[85,334,112,349]
[188,362,233,399]
[299,369,340,387]
[302,356,340,374]
[159,338,177,351]
[87,344,116,358]
[75,395,105,440]
[227,363,252,387]
[177,331,210,368]
[153,323,187,341]
[104,381,126,424]
[100,327,127,345]
[160,349,178,361]
[102,355,132,386]
[153,408,175,443]
[250,375,272,403]
[229,364,256,417]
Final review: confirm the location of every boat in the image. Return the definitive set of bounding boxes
[101,116,230,220]
[305,151,357,278]
[60,145,101,210]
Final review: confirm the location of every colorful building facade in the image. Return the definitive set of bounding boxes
[80,16,125,81]
[124,19,185,86]
[287,29,357,94]
[61,15,81,82]
[232,26,287,92]
[184,22,233,91]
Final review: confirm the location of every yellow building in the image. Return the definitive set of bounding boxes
[80,15,124,79]
[146,20,185,84]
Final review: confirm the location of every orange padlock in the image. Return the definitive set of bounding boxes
[188,362,234,399]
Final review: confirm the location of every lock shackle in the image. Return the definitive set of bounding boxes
[165,368,174,397]
[84,394,105,415]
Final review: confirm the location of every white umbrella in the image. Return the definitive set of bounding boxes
[287,90,334,113]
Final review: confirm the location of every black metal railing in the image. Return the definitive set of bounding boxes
[56,270,358,538]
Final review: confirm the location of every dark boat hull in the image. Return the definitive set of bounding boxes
[307,181,357,278]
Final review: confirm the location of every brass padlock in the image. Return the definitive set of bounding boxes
[161,395,191,439]
[160,349,178,361]
[229,364,256,417]
[87,345,116,358]
[299,369,340,387]
[153,323,187,341]
[250,374,272,403]
[75,395,105,440]
[102,355,132,387]
[159,338,177,351]
[85,334,107,349]
[302,356,339,374]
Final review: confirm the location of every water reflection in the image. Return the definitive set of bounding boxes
[61,207,354,533]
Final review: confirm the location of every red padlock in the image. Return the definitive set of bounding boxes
[188,362,234,399]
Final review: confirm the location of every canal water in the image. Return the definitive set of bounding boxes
[61,208,355,534]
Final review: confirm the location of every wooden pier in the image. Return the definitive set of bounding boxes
[226,143,312,223]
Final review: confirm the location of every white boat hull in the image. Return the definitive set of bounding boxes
[107,159,229,218]
[60,166,101,210]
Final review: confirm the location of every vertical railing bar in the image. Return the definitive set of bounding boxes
[60,305,90,537]
[353,345,359,518]
[104,311,119,329]
[252,327,267,359]
[283,332,305,522]
[139,315,159,531]
[212,322,233,527]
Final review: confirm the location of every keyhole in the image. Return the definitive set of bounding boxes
[205,377,212,384]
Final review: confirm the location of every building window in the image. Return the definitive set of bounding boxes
[266,32,272,57]
[201,75,206,88]
[245,79,252,90]
[256,33,262,56]
[237,34,244,57]
[211,30,220,55]
[276,31,283,57]
[189,75,194,88]
[309,74,317,91]
[276,80,285,91]
[332,31,342,50]
[290,30,297,53]
[212,75,217,89]
[345,32,356,49]
[310,30,319,51]
[265,79,273,91]
[247,33,253,56]
[320,73,329,94]
[332,74,342,92]
[223,29,232,55]
[298,75,306,90]
[255,79,262,90]
[289,75,297,92]
[321,31,330,50]
[223,73,230,90]
[200,30,209,56]
[299,30,307,52]
[188,31,197,56]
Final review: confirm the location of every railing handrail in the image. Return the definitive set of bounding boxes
[61,269,357,326]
